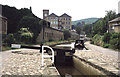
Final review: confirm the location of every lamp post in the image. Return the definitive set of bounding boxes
[105,11,109,33]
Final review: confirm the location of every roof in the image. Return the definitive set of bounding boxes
[70,31,79,36]
[109,17,120,23]
[0,14,7,19]
[47,13,58,17]
[60,13,71,18]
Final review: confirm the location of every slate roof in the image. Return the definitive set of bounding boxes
[47,13,58,17]
[109,17,120,23]
[60,13,71,18]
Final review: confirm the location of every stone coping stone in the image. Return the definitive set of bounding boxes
[74,50,119,76]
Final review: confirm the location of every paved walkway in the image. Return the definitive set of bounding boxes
[84,41,119,58]
[1,49,59,76]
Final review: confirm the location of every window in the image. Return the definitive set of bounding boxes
[66,22,67,24]
[54,21,55,24]
[51,21,52,24]
[56,21,58,24]
[56,17,58,20]
[69,22,70,24]
[69,18,70,20]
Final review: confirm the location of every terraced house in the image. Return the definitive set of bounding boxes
[43,9,72,30]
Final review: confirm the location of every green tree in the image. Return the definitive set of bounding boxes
[15,28,33,44]
[18,16,42,43]
[2,5,32,33]
[92,10,117,35]
[75,26,81,35]
[4,33,16,46]
[83,24,92,36]
[103,33,111,43]
[63,30,71,40]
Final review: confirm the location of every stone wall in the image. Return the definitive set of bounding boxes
[36,27,64,43]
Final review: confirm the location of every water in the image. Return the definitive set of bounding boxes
[56,66,83,76]
[54,42,84,76]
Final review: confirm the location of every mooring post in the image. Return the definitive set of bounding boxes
[40,44,43,53]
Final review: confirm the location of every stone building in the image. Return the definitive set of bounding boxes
[43,10,72,30]
[109,17,120,32]
[0,15,7,35]
[36,27,64,42]
[36,20,64,43]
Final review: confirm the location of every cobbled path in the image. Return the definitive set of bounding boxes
[1,49,59,76]
[74,41,119,75]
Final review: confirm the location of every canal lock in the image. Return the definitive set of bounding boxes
[48,42,113,77]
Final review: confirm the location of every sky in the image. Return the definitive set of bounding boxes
[0,0,120,21]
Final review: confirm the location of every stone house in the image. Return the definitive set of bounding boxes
[109,17,120,32]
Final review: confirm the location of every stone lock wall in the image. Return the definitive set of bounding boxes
[36,27,64,43]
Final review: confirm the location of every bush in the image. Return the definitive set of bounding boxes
[92,34,104,46]
[92,32,120,51]
[63,30,71,40]
[103,33,111,43]
[109,33,120,50]
[103,44,110,48]
[20,32,33,43]
[15,28,33,44]
[4,33,16,46]
[49,38,55,42]
[109,38,118,49]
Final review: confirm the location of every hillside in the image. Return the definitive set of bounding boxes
[72,18,99,25]
[2,5,41,33]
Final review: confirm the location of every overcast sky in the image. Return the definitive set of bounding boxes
[0,0,120,21]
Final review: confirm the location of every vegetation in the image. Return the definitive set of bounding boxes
[92,11,117,35]
[72,18,99,25]
[79,10,120,51]
[18,15,42,42]
[2,5,43,45]
[91,33,120,51]
[75,26,81,35]
[43,40,74,46]
[63,30,71,40]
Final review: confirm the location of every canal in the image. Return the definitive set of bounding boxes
[53,42,84,76]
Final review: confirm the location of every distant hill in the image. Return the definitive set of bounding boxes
[72,18,100,25]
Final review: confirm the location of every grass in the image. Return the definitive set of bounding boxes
[43,40,74,46]
[2,46,12,51]
[2,40,75,51]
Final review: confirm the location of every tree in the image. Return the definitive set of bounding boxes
[4,33,16,46]
[83,24,92,36]
[92,10,117,35]
[2,5,32,33]
[75,26,81,35]
[18,16,42,43]
[63,30,71,40]
[15,28,33,44]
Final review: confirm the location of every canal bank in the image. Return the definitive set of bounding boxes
[1,49,59,76]
[53,41,119,76]
[1,41,119,77]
